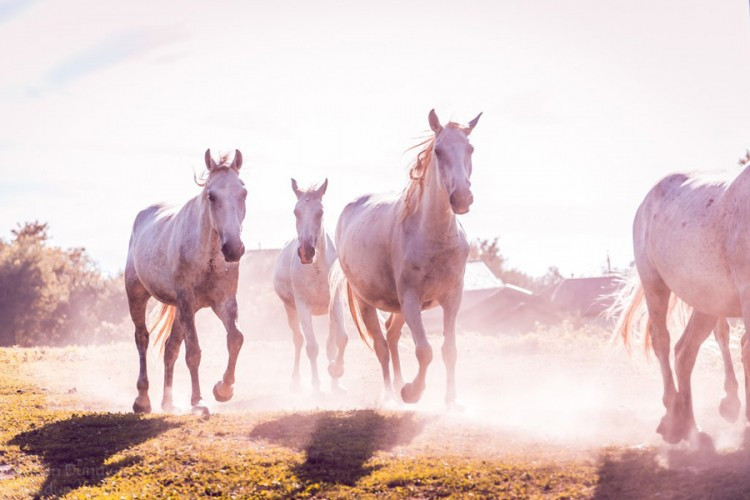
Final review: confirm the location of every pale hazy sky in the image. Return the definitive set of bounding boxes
[2,0,750,277]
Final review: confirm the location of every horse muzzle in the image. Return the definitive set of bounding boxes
[450,191,473,215]
[221,241,245,262]
[298,243,315,264]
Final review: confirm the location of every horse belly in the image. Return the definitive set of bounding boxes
[337,198,401,311]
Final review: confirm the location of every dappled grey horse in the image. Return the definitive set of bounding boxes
[615,168,750,446]
[125,149,247,416]
[273,179,348,393]
[336,109,481,407]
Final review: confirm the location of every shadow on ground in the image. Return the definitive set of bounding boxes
[9,413,179,498]
[594,440,750,499]
[250,409,426,485]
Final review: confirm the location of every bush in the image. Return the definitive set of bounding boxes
[0,222,128,346]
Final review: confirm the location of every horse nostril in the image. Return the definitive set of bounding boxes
[221,243,229,255]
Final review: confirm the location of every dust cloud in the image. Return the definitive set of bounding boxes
[21,299,747,460]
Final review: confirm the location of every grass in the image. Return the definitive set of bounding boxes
[2,344,750,499]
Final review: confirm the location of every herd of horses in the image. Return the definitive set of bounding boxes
[125,108,750,449]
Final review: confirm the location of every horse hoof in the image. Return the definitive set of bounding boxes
[213,381,234,403]
[328,361,344,379]
[192,405,210,418]
[693,431,716,454]
[400,383,424,404]
[133,400,151,414]
[446,400,465,413]
[719,396,741,423]
[656,417,683,444]
[331,381,347,394]
[290,379,302,394]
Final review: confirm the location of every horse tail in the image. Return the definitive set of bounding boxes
[328,260,374,351]
[346,282,375,351]
[611,270,692,357]
[611,270,648,355]
[148,302,176,356]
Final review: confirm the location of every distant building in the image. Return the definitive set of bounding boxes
[541,275,622,318]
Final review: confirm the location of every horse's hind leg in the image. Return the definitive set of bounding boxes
[385,313,405,394]
[126,267,151,414]
[161,314,184,413]
[440,289,462,408]
[327,292,348,392]
[357,298,394,400]
[671,310,716,445]
[212,297,244,403]
[715,318,740,422]
[283,302,304,392]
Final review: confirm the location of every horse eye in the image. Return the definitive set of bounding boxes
[208,192,215,202]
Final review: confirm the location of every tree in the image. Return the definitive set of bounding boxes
[0,222,128,346]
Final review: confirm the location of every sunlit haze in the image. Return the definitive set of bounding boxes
[2,0,750,277]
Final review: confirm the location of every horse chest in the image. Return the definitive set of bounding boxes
[190,259,238,307]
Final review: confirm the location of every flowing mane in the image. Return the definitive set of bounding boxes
[401,122,468,219]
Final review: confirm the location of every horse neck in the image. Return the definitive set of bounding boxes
[314,218,328,256]
[413,156,456,237]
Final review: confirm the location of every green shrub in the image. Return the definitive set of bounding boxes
[0,222,128,346]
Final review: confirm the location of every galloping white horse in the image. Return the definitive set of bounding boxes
[125,150,247,416]
[616,168,750,445]
[336,109,481,406]
[273,179,348,393]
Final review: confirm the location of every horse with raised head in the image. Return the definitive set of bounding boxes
[273,178,348,393]
[615,168,750,446]
[125,149,247,416]
[335,109,481,406]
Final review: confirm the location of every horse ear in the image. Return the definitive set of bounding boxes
[231,149,243,170]
[466,112,483,135]
[428,109,442,134]
[317,178,328,197]
[205,149,218,171]
[291,178,302,199]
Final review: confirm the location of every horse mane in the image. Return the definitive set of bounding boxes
[401,121,467,219]
[194,153,234,187]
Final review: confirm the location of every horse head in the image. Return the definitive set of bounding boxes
[204,149,247,262]
[428,109,481,215]
[291,178,327,264]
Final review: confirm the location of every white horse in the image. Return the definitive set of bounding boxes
[336,109,481,406]
[125,150,246,416]
[273,178,348,393]
[616,169,750,445]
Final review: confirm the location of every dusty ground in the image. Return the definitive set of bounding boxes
[4,318,750,498]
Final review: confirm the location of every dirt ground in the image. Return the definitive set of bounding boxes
[19,314,748,461]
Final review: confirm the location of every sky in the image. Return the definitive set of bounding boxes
[1,0,750,278]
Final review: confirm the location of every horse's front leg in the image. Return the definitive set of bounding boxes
[327,291,348,392]
[440,289,462,409]
[178,296,208,416]
[399,290,433,404]
[385,314,405,394]
[296,301,321,394]
[212,297,244,403]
